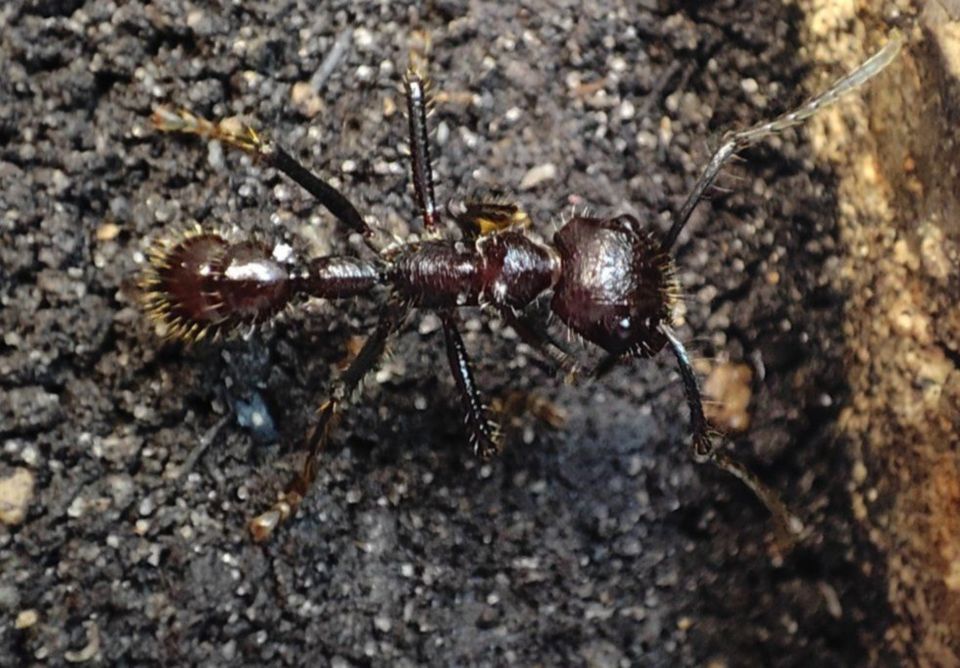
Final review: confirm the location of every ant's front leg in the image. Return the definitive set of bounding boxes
[661,325,806,545]
[249,301,408,542]
[440,311,502,459]
[151,108,378,249]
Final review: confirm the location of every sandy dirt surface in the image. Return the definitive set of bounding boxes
[798,1,960,663]
[0,1,907,665]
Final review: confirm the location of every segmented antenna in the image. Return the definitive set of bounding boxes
[662,32,903,251]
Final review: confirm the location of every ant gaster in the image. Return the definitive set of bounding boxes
[141,35,902,543]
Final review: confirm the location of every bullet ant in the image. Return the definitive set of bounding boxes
[142,34,902,543]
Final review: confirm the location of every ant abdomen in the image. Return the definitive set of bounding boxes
[141,229,292,341]
[142,229,383,341]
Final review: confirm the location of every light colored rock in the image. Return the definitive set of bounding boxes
[0,468,34,526]
[519,163,557,190]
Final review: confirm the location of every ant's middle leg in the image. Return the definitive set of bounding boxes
[248,301,408,542]
[151,108,377,248]
[660,325,806,545]
[440,311,501,459]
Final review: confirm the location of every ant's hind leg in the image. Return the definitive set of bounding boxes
[661,325,806,545]
[248,302,408,543]
[151,108,377,247]
[440,311,502,460]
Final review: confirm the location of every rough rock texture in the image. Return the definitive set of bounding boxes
[799,0,960,664]
[0,0,930,665]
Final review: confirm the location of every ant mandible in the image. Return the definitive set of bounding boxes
[141,34,902,543]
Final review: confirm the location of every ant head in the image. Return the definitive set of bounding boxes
[550,214,676,358]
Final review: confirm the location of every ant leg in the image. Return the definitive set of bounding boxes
[403,66,441,234]
[661,325,806,543]
[495,306,580,379]
[249,302,408,542]
[440,311,502,459]
[661,32,902,251]
[151,108,377,248]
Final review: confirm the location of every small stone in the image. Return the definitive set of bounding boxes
[519,163,557,190]
[373,615,392,633]
[702,362,753,432]
[291,81,324,118]
[0,468,34,526]
[353,27,374,50]
[355,65,375,82]
[96,223,120,241]
[221,639,237,660]
[418,313,441,335]
[67,496,87,518]
[138,495,156,517]
[15,609,38,629]
[852,460,868,485]
[740,77,759,94]
[635,129,657,148]
[207,141,224,170]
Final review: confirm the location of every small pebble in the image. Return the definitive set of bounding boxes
[519,163,557,190]
[0,468,34,526]
[95,223,119,241]
[16,609,38,629]
[291,81,324,118]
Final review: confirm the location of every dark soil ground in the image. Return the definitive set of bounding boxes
[0,1,897,665]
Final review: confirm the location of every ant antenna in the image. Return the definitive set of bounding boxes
[661,32,903,252]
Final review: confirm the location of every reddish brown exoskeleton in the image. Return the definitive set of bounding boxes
[142,35,902,543]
